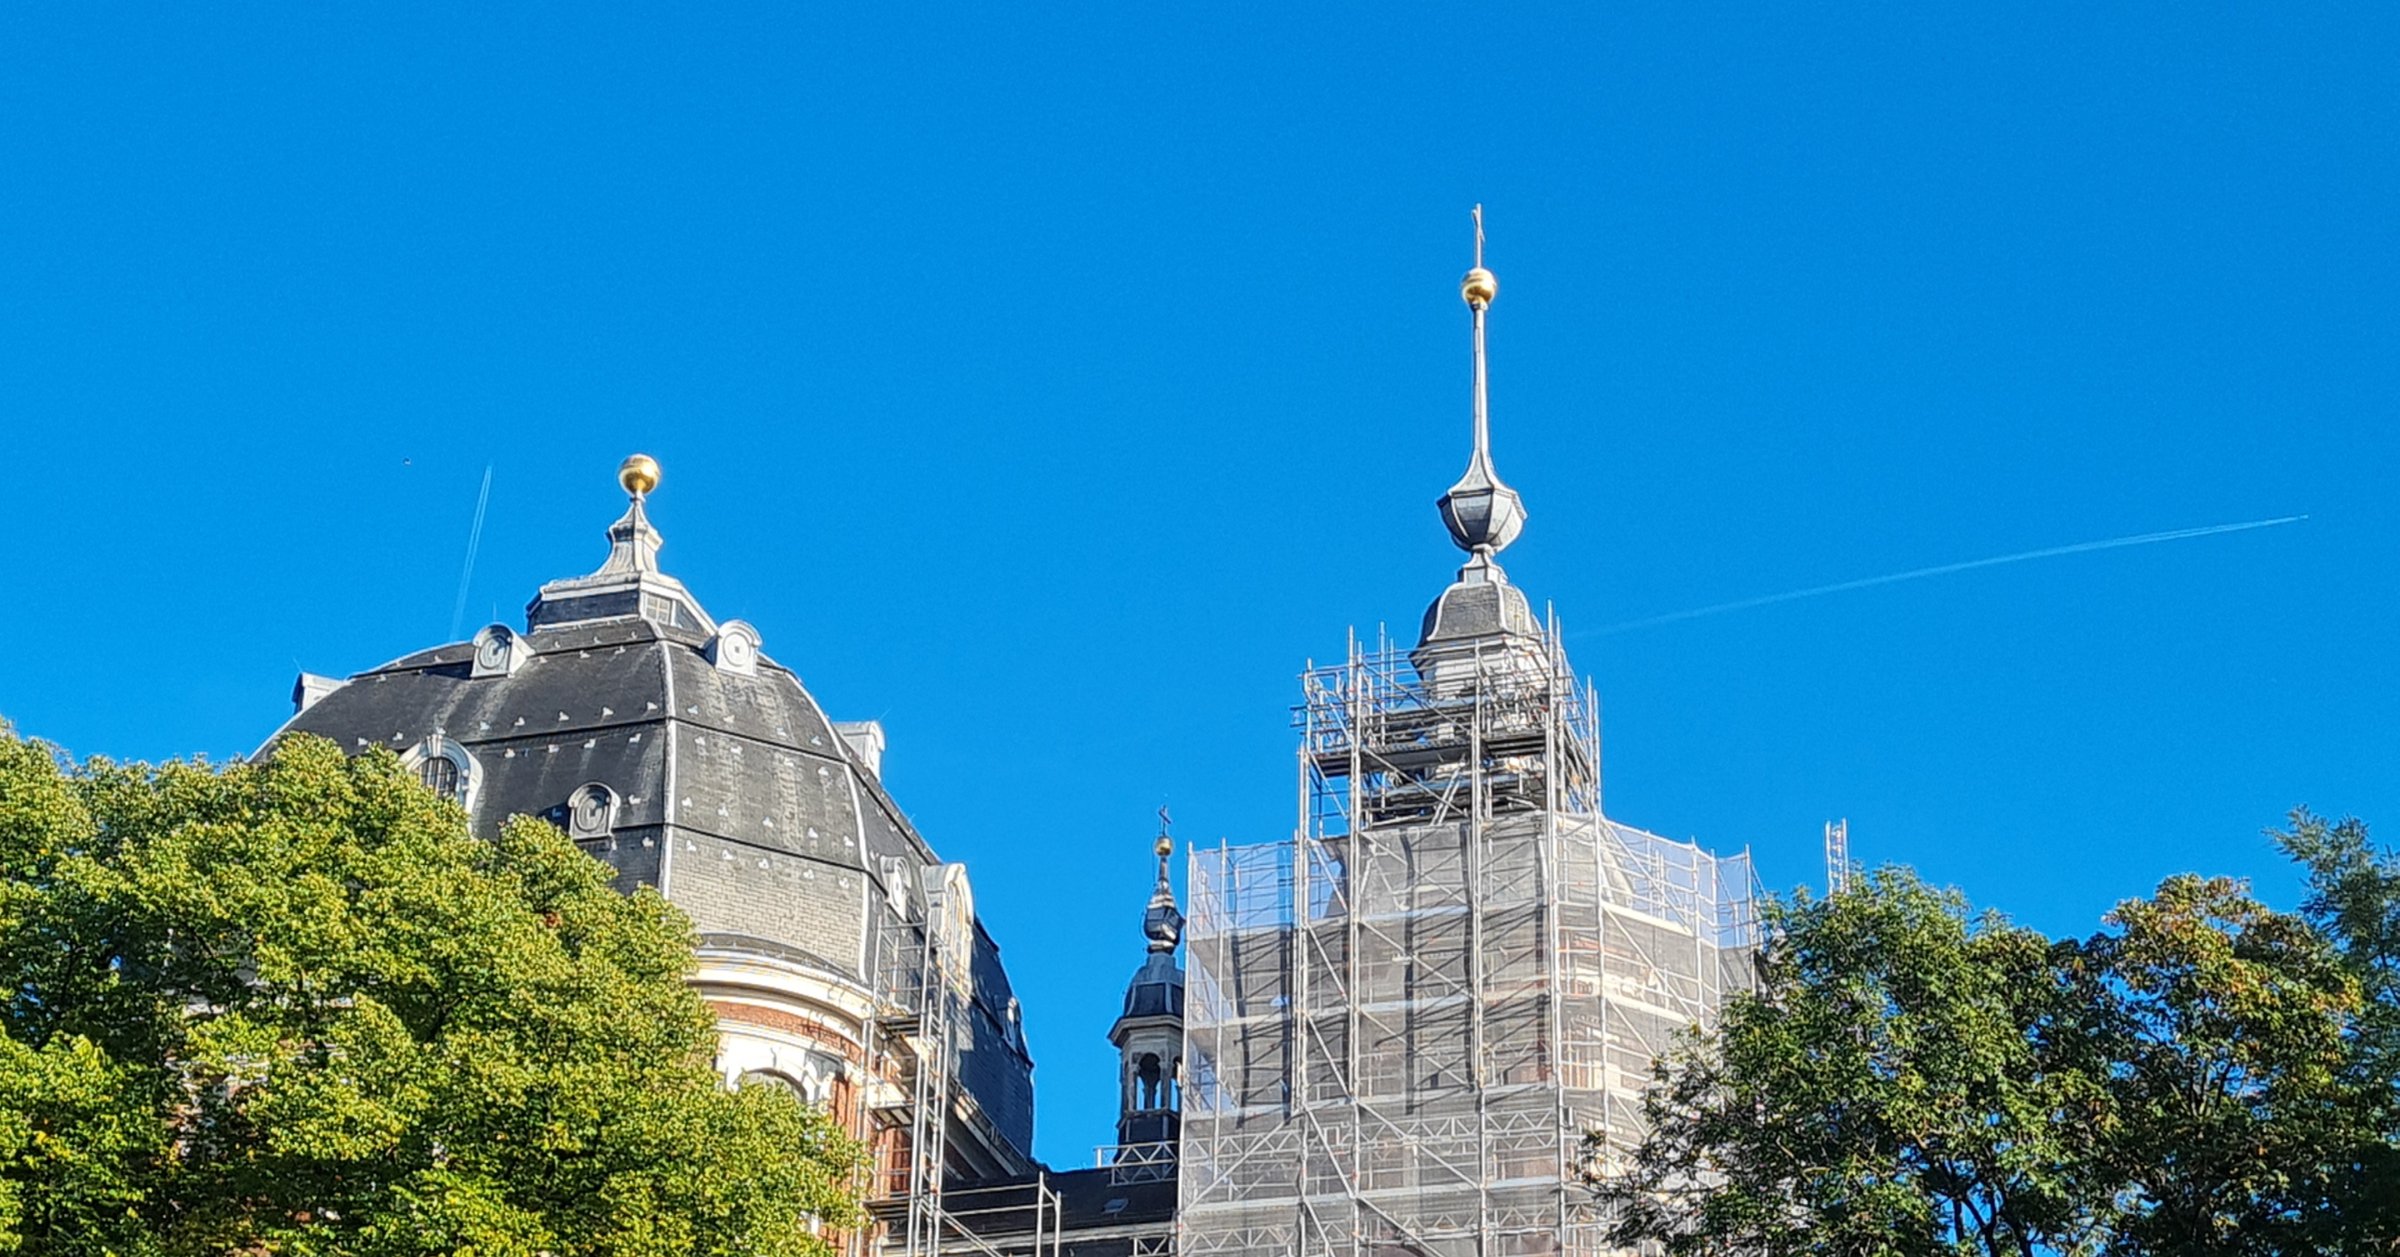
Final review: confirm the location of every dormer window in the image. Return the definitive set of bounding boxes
[565,782,620,840]
[706,620,762,676]
[470,623,533,678]
[401,734,480,813]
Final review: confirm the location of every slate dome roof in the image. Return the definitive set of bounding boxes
[262,460,1037,1153]
[274,615,925,963]
[1120,950,1184,1021]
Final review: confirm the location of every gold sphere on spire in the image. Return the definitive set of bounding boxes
[1155,835,1174,858]
[618,453,661,497]
[1461,267,1498,307]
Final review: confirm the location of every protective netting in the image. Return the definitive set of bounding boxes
[1180,634,1756,1257]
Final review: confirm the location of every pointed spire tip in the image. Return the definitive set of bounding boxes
[1462,205,1497,307]
[1436,207,1525,558]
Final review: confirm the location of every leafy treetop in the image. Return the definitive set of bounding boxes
[0,729,863,1257]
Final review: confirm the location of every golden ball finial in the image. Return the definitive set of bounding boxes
[618,453,661,497]
[1155,835,1174,859]
[1461,267,1499,308]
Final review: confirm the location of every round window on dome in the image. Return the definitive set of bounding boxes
[565,782,620,840]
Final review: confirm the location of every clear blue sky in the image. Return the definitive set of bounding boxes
[4,7,2393,1164]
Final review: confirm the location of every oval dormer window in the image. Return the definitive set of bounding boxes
[470,623,531,678]
[565,782,619,840]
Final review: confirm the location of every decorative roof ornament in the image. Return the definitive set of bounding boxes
[619,453,660,497]
[1415,210,1544,654]
[1143,811,1183,954]
[592,453,667,579]
[524,454,717,634]
[1113,811,1187,1057]
[1435,205,1527,567]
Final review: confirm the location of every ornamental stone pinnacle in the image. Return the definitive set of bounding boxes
[526,452,714,634]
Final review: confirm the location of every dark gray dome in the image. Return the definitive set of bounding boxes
[272,618,936,971]
[1418,559,1538,647]
[261,468,1038,1155]
[1120,950,1185,1020]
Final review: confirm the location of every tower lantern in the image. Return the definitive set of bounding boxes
[1109,824,1185,1157]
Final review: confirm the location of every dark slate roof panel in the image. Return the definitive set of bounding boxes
[854,789,929,916]
[1048,1167,1178,1230]
[582,826,664,892]
[665,723,860,861]
[475,727,670,834]
[269,586,1042,1167]
[277,656,669,835]
[664,648,839,753]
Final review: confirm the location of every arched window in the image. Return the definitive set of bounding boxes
[1136,1052,1163,1109]
[739,1069,806,1098]
[401,735,479,812]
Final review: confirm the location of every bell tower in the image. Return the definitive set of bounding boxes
[1108,825,1185,1154]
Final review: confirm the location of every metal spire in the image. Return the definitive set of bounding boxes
[1143,814,1183,954]
[1471,206,1492,464]
[1436,205,1526,564]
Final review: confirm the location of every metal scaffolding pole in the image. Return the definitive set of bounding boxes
[1179,623,1759,1257]
[870,869,1064,1257]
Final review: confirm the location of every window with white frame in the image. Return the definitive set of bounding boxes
[401,735,480,812]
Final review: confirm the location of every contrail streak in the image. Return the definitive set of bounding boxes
[1588,514,2306,635]
[447,465,494,643]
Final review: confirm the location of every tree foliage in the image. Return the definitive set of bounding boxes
[1593,822,2399,1257]
[0,729,862,1257]
[2275,810,2400,1249]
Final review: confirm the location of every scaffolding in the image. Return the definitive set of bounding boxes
[1097,1141,1182,1185]
[1179,624,1759,1257]
[868,865,1062,1257]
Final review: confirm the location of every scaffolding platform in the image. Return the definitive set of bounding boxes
[1179,628,1758,1257]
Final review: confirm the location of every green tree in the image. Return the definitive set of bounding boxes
[1593,862,2378,1257]
[1590,870,2108,1257]
[2274,809,2400,1250]
[2072,875,2365,1255]
[0,729,862,1257]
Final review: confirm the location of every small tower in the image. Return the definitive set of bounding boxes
[1109,825,1185,1157]
[1177,211,1761,1257]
